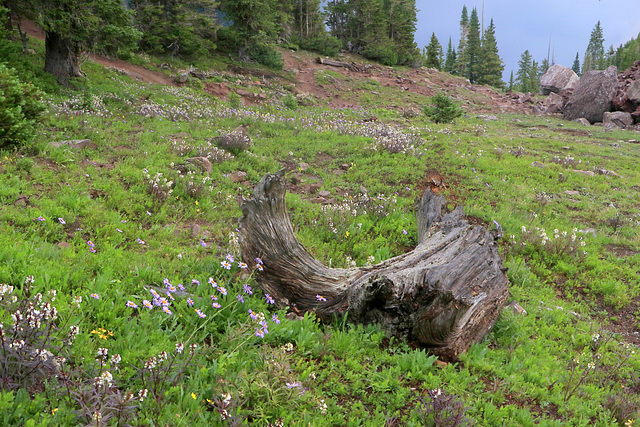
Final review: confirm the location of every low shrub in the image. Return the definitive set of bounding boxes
[0,63,46,148]
[422,93,463,123]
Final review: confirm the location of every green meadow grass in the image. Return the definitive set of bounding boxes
[1,41,639,425]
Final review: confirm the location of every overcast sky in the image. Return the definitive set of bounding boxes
[414,0,640,80]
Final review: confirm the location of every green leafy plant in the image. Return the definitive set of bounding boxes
[0,63,45,148]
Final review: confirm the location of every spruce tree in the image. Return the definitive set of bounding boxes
[508,70,514,91]
[456,6,469,75]
[479,18,504,88]
[516,50,533,92]
[582,21,605,73]
[464,7,482,84]
[386,0,420,65]
[572,52,581,76]
[444,37,457,73]
[529,59,540,93]
[424,32,443,70]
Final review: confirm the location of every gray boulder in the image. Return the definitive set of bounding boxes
[540,65,579,95]
[603,111,633,128]
[542,92,565,114]
[564,66,618,123]
[627,80,640,103]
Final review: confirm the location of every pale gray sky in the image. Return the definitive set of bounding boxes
[415,0,640,79]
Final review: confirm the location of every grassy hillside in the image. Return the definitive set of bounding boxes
[1,37,639,426]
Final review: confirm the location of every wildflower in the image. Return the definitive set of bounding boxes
[221,260,231,270]
[187,297,194,306]
[73,295,82,307]
[143,300,153,309]
[163,306,173,315]
[592,333,600,342]
[249,309,258,320]
[402,229,408,235]
[196,309,206,318]
[37,216,45,222]
[147,211,152,216]
[137,238,145,245]
[89,247,97,253]
[217,286,227,296]
[243,284,253,294]
[110,354,122,365]
[225,254,235,263]
[587,362,596,370]
[116,228,123,233]
[200,239,207,247]
[316,295,327,302]
[282,343,294,352]
[138,389,148,401]
[286,382,300,389]
[87,240,95,247]
[208,277,216,286]
[212,302,221,308]
[255,257,263,265]
[192,279,200,286]
[91,293,99,300]
[255,328,265,338]
[157,351,168,362]
[257,264,264,271]
[58,218,66,225]
[264,294,275,304]
[191,392,198,400]
[210,295,218,302]
[272,314,280,324]
[126,300,138,308]
[97,347,109,358]
[175,342,184,354]
[318,399,327,414]
[237,294,244,303]
[238,262,248,269]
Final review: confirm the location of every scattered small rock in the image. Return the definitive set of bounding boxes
[595,168,620,177]
[575,118,591,126]
[318,190,331,198]
[49,139,94,149]
[228,171,247,183]
[572,169,595,176]
[506,301,527,316]
[531,161,546,168]
[57,242,70,249]
[579,228,597,237]
[185,157,213,174]
[298,162,310,171]
[564,190,580,196]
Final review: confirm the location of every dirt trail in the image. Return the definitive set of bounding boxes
[20,20,174,86]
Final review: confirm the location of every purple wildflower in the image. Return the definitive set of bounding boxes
[243,284,253,295]
[264,294,275,304]
[126,301,138,308]
[316,295,327,302]
[237,294,244,303]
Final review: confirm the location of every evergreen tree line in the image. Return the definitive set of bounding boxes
[0,0,423,85]
[422,6,504,89]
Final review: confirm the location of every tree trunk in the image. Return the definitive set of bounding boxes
[44,31,83,86]
[239,170,510,360]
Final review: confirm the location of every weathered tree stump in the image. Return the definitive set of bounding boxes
[239,170,509,360]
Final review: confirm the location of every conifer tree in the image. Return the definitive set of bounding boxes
[572,52,581,76]
[582,21,605,73]
[479,18,504,88]
[508,70,514,91]
[386,0,420,65]
[464,7,482,83]
[456,6,469,75]
[424,32,443,70]
[516,50,533,92]
[529,59,540,93]
[444,37,457,73]
[293,0,324,38]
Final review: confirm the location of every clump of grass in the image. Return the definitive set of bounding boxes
[211,131,253,155]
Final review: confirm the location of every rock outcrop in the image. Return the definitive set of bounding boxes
[540,65,579,95]
[563,66,618,123]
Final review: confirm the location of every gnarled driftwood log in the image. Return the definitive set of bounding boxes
[239,170,509,360]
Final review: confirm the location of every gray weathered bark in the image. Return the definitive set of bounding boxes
[239,170,509,360]
[44,31,83,86]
